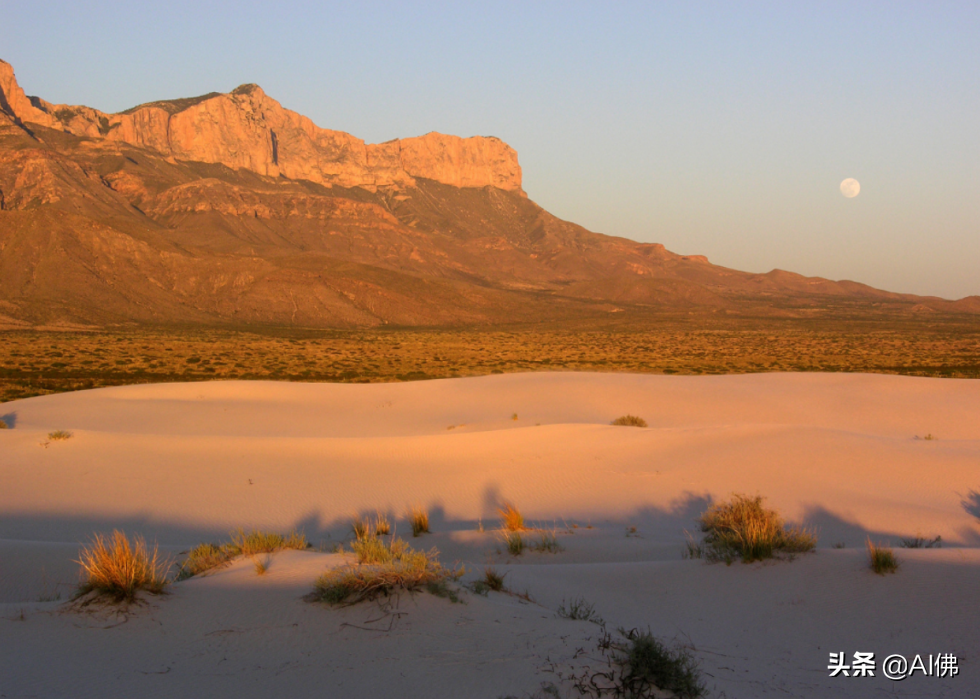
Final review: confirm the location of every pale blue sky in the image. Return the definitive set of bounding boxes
[3,2,978,298]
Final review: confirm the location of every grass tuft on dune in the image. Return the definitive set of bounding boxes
[177,529,308,580]
[696,494,816,563]
[77,530,169,602]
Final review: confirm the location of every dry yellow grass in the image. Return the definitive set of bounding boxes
[867,538,899,574]
[409,506,429,537]
[499,503,526,532]
[77,530,169,601]
[697,494,816,562]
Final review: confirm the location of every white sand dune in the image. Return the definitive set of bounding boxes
[1,372,978,697]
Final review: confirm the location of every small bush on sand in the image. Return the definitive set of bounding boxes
[503,531,525,556]
[254,558,268,575]
[697,494,816,563]
[311,537,459,605]
[77,530,169,602]
[868,539,898,574]
[531,530,564,553]
[409,506,429,537]
[48,430,73,441]
[374,511,391,536]
[557,597,604,625]
[901,535,941,549]
[611,415,648,428]
[570,628,705,698]
[499,503,526,532]
[176,529,307,580]
[351,516,370,540]
[482,567,505,591]
[0,419,8,429]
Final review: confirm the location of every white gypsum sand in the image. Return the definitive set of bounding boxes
[0,372,978,698]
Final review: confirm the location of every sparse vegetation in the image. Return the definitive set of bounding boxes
[48,430,72,441]
[471,566,507,595]
[868,538,899,574]
[901,535,942,548]
[254,558,268,575]
[76,530,169,602]
[499,503,526,532]
[611,415,647,427]
[310,536,459,605]
[351,515,370,540]
[531,530,564,553]
[176,529,307,580]
[374,511,391,535]
[3,324,979,406]
[915,433,938,440]
[557,597,604,625]
[0,419,8,429]
[569,628,706,698]
[511,413,519,421]
[696,494,816,563]
[504,531,525,556]
[409,506,430,537]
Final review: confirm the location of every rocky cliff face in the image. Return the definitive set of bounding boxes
[0,60,522,193]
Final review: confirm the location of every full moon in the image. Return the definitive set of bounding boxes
[840,178,861,198]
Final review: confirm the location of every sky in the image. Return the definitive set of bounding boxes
[3,1,978,299]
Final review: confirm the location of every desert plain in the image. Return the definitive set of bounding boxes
[1,370,978,697]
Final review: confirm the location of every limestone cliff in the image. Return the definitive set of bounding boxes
[0,60,522,194]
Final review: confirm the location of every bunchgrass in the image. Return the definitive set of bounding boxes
[557,597,604,625]
[48,430,73,441]
[409,506,430,537]
[351,515,370,540]
[374,511,391,536]
[614,629,705,698]
[254,558,268,575]
[76,530,169,602]
[483,567,505,591]
[311,536,459,605]
[503,531,525,556]
[611,415,648,427]
[696,494,816,563]
[531,530,564,553]
[499,503,525,532]
[176,529,307,580]
[901,535,941,548]
[0,419,8,429]
[868,539,899,574]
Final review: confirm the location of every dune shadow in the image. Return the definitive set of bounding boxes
[1,412,16,428]
[961,490,980,521]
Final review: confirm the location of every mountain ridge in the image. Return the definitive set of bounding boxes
[1,59,977,329]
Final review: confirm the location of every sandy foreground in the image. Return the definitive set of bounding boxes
[1,372,978,698]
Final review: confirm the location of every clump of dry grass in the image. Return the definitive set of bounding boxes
[374,511,391,536]
[48,430,73,441]
[0,419,8,429]
[176,529,308,580]
[76,530,169,602]
[868,538,899,574]
[409,506,429,537]
[499,503,526,532]
[531,530,564,553]
[901,534,941,549]
[503,530,525,556]
[611,415,648,427]
[697,494,816,563]
[311,536,459,605]
[351,515,371,540]
[254,557,269,575]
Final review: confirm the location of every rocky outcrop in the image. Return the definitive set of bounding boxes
[0,60,523,194]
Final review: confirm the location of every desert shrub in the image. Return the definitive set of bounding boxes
[254,558,268,575]
[311,537,458,605]
[868,539,898,574]
[901,535,941,548]
[227,528,307,556]
[483,567,505,591]
[0,419,8,429]
[350,534,411,565]
[504,531,525,556]
[48,430,73,441]
[531,530,564,553]
[697,494,815,563]
[571,628,705,698]
[77,530,169,601]
[611,415,648,428]
[351,515,370,540]
[374,511,391,536]
[557,597,604,625]
[499,503,525,532]
[409,506,430,536]
[177,529,307,580]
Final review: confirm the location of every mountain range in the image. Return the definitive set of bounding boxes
[1,58,977,329]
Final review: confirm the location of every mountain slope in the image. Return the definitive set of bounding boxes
[1,59,977,329]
